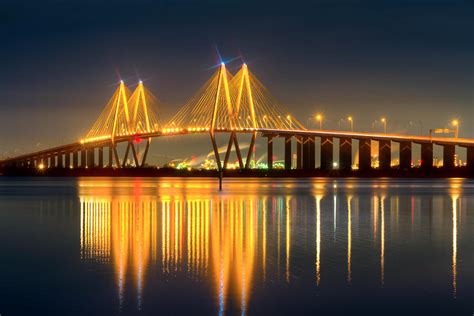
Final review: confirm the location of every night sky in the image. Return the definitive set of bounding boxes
[1,0,473,160]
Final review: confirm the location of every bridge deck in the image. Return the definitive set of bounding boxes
[1,128,473,165]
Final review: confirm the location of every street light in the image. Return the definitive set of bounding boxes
[381,117,387,133]
[452,119,459,138]
[347,116,353,131]
[316,114,323,129]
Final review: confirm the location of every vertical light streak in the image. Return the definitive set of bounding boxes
[333,194,337,241]
[174,201,179,269]
[452,195,458,298]
[373,196,379,242]
[262,199,267,281]
[316,195,322,286]
[166,202,170,272]
[286,196,291,283]
[381,195,385,287]
[162,201,167,272]
[347,196,352,286]
[80,198,84,260]
[277,199,281,279]
[205,200,210,273]
[187,201,191,273]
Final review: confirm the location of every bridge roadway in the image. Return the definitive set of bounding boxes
[2,128,474,171]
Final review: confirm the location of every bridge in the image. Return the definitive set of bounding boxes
[1,62,474,173]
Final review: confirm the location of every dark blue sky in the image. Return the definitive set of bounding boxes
[0,0,473,157]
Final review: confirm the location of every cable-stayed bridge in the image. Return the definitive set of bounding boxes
[1,63,474,172]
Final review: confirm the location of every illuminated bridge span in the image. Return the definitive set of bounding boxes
[1,62,474,172]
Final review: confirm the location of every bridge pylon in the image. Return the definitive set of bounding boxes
[165,62,306,171]
[82,80,162,168]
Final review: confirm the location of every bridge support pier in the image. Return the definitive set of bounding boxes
[320,136,333,171]
[87,148,95,168]
[245,132,256,169]
[399,141,412,169]
[379,140,391,170]
[223,134,234,169]
[467,147,474,172]
[112,144,120,168]
[267,136,273,170]
[65,152,70,168]
[303,137,315,169]
[130,142,140,167]
[420,143,433,169]
[339,138,352,171]
[285,136,292,170]
[141,139,151,167]
[49,155,54,168]
[309,137,315,169]
[443,145,455,169]
[98,147,104,168]
[358,138,371,171]
[108,146,113,167]
[223,133,243,169]
[80,150,86,168]
[57,152,63,168]
[296,136,303,169]
[122,142,131,168]
[73,151,78,168]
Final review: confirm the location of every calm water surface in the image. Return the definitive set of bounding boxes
[0,177,472,315]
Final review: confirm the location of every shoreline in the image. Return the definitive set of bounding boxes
[1,167,473,178]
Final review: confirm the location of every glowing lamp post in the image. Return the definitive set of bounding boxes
[381,117,387,133]
[316,114,323,130]
[452,120,459,138]
[347,116,353,131]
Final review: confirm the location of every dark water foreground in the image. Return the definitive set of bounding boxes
[0,177,472,315]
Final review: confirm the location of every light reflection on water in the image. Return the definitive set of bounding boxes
[0,177,472,315]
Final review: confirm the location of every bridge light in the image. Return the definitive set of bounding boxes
[381,117,387,133]
[347,116,353,131]
[316,114,323,129]
[38,163,45,170]
[452,120,459,138]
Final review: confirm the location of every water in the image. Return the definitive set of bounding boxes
[0,177,472,315]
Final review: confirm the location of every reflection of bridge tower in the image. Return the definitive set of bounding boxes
[211,199,257,315]
[78,177,307,314]
[80,197,158,310]
[80,198,111,264]
[160,199,211,275]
